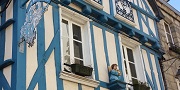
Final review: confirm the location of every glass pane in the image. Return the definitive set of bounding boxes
[62,37,70,55]
[62,19,69,37]
[124,61,128,74]
[164,23,170,33]
[72,24,82,41]
[127,48,134,62]
[74,58,83,65]
[122,46,125,59]
[167,34,173,43]
[73,41,83,59]
[129,63,137,78]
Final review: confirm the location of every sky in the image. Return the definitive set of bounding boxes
[168,0,180,12]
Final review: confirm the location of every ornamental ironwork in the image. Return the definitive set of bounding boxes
[93,0,101,4]
[115,0,134,22]
[19,0,51,47]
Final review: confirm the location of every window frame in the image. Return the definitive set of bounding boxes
[60,6,94,76]
[163,22,174,46]
[122,45,138,89]
[176,78,180,90]
[120,34,147,90]
[61,18,84,66]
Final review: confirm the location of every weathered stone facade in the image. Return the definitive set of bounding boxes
[156,0,180,90]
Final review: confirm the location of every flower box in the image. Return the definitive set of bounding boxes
[133,84,150,90]
[71,64,93,76]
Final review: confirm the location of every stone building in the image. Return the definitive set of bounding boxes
[0,0,165,90]
[156,0,180,90]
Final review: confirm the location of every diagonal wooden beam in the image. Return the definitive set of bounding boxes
[0,59,14,70]
[0,19,15,31]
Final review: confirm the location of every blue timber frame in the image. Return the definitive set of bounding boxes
[0,0,164,90]
[141,46,165,90]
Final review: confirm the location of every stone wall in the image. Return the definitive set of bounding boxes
[157,0,180,90]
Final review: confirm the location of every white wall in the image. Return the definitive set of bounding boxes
[63,80,78,90]
[105,31,118,66]
[150,54,161,90]
[141,49,153,84]
[45,51,57,90]
[82,85,94,90]
[44,5,54,50]
[102,0,110,14]
[93,25,109,83]
[3,0,13,87]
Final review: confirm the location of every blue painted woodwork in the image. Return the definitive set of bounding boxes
[0,72,11,90]
[82,5,92,15]
[0,19,15,31]
[12,0,27,89]
[0,3,7,90]
[107,80,127,90]
[36,3,46,90]
[0,59,14,70]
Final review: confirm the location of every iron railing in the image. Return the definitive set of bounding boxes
[93,0,101,4]
[115,0,134,22]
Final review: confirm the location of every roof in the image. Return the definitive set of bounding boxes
[147,0,165,20]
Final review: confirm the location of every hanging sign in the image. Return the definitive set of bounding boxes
[19,0,51,47]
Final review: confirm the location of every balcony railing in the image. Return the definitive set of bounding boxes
[115,0,134,23]
[169,43,180,54]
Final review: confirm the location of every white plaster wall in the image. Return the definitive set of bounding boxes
[63,80,78,90]
[26,38,38,89]
[148,18,156,36]
[150,54,161,90]
[34,83,38,90]
[100,87,109,90]
[141,49,152,82]
[93,26,109,83]
[3,0,13,86]
[102,0,110,14]
[145,0,155,16]
[136,0,155,16]
[44,5,54,50]
[45,51,57,90]
[81,85,94,90]
[69,3,82,12]
[141,14,149,35]
[105,31,118,65]
[133,9,140,30]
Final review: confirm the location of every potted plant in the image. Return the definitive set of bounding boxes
[133,79,150,90]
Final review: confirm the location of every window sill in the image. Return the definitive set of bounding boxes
[84,0,103,10]
[60,71,100,88]
[114,14,136,27]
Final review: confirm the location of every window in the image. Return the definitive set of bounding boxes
[61,18,84,72]
[176,79,180,90]
[164,22,174,45]
[59,6,99,88]
[122,45,138,90]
